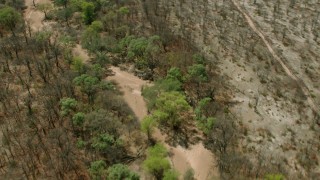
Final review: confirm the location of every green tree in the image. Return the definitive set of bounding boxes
[60,98,77,116]
[90,20,103,32]
[192,54,205,64]
[91,133,122,151]
[186,63,208,98]
[121,35,162,71]
[118,6,129,16]
[144,35,162,71]
[72,112,85,126]
[89,64,104,80]
[94,51,109,66]
[89,160,107,180]
[81,26,102,53]
[56,7,73,26]
[166,67,183,82]
[153,91,191,129]
[142,78,182,110]
[141,115,157,143]
[195,97,215,134]
[107,164,139,180]
[82,2,95,24]
[76,139,86,148]
[163,170,179,180]
[73,74,100,103]
[127,37,148,59]
[143,144,171,180]
[72,56,86,74]
[0,6,21,36]
[187,64,208,82]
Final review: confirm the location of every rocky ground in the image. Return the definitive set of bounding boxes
[142,0,320,178]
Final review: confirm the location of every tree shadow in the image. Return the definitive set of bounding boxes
[162,122,203,148]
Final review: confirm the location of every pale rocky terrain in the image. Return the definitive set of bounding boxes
[142,0,320,178]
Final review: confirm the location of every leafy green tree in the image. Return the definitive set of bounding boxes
[70,0,84,11]
[0,6,21,36]
[89,64,104,80]
[76,139,86,148]
[89,160,107,180]
[118,6,129,16]
[60,98,77,116]
[34,30,53,48]
[127,37,148,59]
[56,7,73,26]
[107,164,139,180]
[141,115,157,143]
[166,67,183,82]
[143,144,171,179]
[186,63,208,98]
[195,97,211,120]
[72,112,85,126]
[81,26,102,53]
[195,98,215,134]
[91,133,122,152]
[142,78,182,110]
[163,170,179,180]
[90,20,103,32]
[94,51,109,66]
[82,2,95,24]
[192,54,205,64]
[73,74,100,103]
[121,35,162,71]
[197,117,215,135]
[153,91,191,129]
[144,35,162,71]
[187,64,208,82]
[72,56,86,74]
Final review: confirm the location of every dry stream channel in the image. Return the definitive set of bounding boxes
[24,0,219,179]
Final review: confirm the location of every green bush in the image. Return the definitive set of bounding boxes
[163,170,179,180]
[142,78,182,110]
[143,144,171,179]
[107,164,139,180]
[89,160,107,180]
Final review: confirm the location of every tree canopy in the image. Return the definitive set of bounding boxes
[154,91,191,129]
[107,164,139,180]
[0,6,21,35]
[143,144,171,179]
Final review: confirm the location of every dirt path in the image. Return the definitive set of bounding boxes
[231,0,319,115]
[108,67,149,120]
[24,0,51,31]
[23,0,219,179]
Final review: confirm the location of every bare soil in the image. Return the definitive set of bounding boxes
[24,0,51,31]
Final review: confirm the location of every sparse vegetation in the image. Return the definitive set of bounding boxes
[1,0,319,179]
